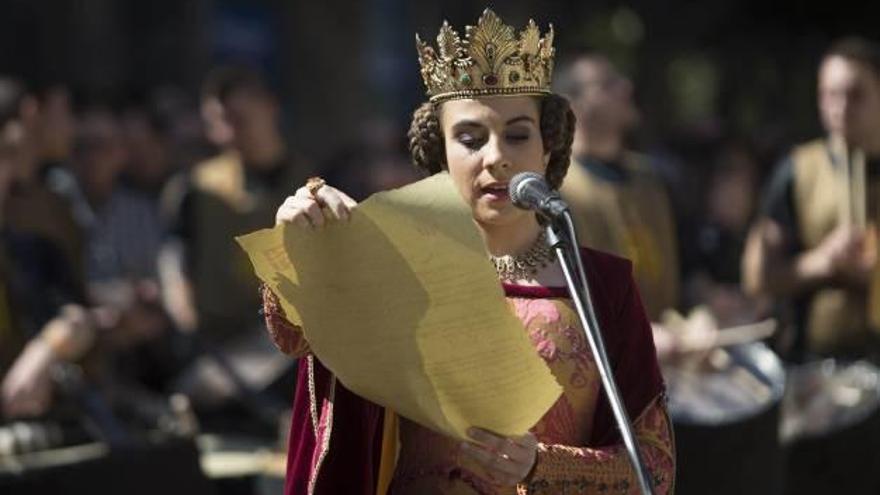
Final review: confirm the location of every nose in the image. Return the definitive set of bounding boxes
[482,135,511,172]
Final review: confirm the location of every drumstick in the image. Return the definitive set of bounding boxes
[853,148,867,230]
[833,136,852,227]
[712,319,777,348]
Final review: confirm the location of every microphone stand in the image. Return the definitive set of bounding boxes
[543,211,654,495]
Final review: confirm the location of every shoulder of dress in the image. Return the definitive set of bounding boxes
[578,246,633,281]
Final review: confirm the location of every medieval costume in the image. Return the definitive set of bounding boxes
[260,9,675,494]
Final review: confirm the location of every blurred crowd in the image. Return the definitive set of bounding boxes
[0,25,878,493]
[0,66,420,448]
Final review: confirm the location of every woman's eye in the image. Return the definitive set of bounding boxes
[506,133,530,143]
[457,133,483,149]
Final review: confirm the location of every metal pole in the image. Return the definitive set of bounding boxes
[545,214,654,495]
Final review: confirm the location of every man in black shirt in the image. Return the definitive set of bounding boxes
[159,67,308,419]
[743,38,880,360]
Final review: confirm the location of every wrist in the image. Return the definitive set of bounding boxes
[521,442,543,485]
[39,315,96,362]
[40,325,73,361]
[796,247,833,285]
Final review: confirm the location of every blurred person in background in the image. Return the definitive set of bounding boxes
[0,78,85,289]
[3,99,186,430]
[0,80,92,420]
[555,51,679,321]
[743,37,880,361]
[35,85,76,173]
[68,107,163,287]
[554,52,697,360]
[685,139,770,326]
[38,104,174,392]
[159,66,309,428]
[323,117,421,200]
[122,95,179,198]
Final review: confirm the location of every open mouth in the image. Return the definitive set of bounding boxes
[480,183,509,200]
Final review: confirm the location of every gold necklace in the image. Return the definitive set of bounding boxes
[490,231,555,281]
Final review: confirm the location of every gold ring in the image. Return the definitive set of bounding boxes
[306,176,326,199]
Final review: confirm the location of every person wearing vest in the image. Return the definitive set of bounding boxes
[554,52,681,329]
[743,38,880,361]
[0,82,92,419]
[0,78,85,294]
[159,67,311,410]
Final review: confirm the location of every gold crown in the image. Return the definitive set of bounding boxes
[416,8,555,103]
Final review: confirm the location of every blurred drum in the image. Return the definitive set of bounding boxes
[197,434,285,495]
[664,342,786,495]
[0,438,214,495]
[781,359,880,495]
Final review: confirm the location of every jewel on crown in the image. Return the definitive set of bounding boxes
[416,8,555,103]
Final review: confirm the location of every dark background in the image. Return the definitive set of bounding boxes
[1,0,878,172]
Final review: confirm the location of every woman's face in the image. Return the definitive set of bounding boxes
[439,96,548,227]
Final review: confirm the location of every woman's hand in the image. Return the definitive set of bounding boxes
[460,427,538,487]
[275,182,357,228]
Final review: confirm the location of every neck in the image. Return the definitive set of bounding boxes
[572,126,624,162]
[478,215,543,257]
[830,131,880,157]
[244,136,286,170]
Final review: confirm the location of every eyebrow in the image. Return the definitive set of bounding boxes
[451,115,537,128]
[505,115,536,125]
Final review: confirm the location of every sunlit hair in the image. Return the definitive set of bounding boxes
[823,37,880,77]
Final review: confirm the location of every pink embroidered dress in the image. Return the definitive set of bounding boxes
[263,248,675,494]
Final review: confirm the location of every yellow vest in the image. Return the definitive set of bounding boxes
[189,152,306,341]
[790,139,880,355]
[561,154,680,320]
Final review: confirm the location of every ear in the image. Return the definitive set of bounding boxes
[543,152,551,168]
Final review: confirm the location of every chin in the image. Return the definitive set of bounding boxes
[473,205,528,227]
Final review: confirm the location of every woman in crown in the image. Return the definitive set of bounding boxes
[264,9,674,495]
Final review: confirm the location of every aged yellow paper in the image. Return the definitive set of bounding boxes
[236,173,561,440]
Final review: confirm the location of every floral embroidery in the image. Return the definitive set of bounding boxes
[532,329,559,361]
[532,396,579,445]
[508,297,602,449]
[513,298,597,388]
[261,285,310,357]
[525,396,675,494]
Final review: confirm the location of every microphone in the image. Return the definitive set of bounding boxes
[508,172,570,221]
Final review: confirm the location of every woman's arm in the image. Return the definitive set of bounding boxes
[263,180,358,358]
[523,394,674,494]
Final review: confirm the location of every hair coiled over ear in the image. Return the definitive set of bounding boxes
[540,93,577,189]
[407,102,445,176]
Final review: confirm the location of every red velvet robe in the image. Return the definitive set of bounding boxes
[271,248,667,494]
